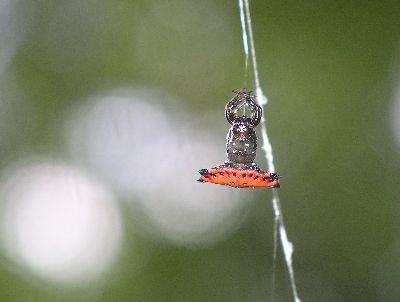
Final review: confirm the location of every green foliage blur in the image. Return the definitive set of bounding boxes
[1,0,400,301]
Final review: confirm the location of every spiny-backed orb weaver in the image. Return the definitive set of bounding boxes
[198,89,280,188]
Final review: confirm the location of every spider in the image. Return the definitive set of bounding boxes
[198,89,280,188]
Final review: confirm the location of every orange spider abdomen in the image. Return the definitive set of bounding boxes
[198,167,279,188]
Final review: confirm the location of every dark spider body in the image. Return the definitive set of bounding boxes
[198,89,280,188]
[226,116,257,165]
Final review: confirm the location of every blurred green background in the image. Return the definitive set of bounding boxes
[1,0,400,301]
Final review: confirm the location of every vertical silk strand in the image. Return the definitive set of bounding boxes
[238,0,249,87]
[238,1,301,301]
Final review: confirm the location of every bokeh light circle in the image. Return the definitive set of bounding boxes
[0,159,123,284]
[65,88,251,246]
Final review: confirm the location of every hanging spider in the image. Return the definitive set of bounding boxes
[198,89,280,188]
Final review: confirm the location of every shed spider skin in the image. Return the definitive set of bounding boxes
[198,89,279,188]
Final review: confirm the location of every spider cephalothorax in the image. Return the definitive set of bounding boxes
[198,89,279,188]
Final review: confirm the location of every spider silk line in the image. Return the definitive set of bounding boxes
[238,0,249,116]
[238,1,302,302]
[238,0,249,88]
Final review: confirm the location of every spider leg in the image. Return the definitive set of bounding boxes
[225,89,250,124]
[246,95,262,126]
[225,89,262,126]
